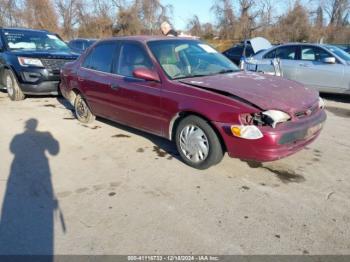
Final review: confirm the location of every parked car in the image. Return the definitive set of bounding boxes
[68,38,96,54]
[223,37,272,65]
[60,36,326,169]
[0,27,79,101]
[251,43,350,94]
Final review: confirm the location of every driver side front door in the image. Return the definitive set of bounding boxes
[111,41,164,136]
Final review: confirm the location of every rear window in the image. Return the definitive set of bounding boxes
[82,42,117,73]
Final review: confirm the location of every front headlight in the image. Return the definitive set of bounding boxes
[231,125,263,140]
[239,110,291,129]
[318,97,325,109]
[18,57,43,67]
[262,110,291,128]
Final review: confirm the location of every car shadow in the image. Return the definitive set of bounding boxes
[56,97,181,161]
[0,119,65,258]
[321,93,350,103]
[99,118,181,160]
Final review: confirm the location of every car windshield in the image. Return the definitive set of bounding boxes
[3,29,70,51]
[148,40,239,80]
[325,45,350,62]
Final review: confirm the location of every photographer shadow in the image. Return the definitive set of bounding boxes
[0,119,65,258]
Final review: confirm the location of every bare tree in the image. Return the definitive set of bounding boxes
[211,0,236,39]
[187,15,202,37]
[137,0,172,34]
[0,0,23,27]
[324,0,350,26]
[55,0,81,39]
[277,1,311,42]
[23,0,58,32]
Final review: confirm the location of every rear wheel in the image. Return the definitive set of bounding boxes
[74,94,95,123]
[4,70,25,101]
[175,115,224,169]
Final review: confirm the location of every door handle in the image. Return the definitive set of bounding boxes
[110,83,120,90]
[299,63,309,67]
[77,76,84,82]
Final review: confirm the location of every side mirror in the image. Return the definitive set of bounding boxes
[133,68,160,82]
[322,57,336,64]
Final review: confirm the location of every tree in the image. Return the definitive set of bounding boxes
[277,1,311,42]
[324,0,350,26]
[77,0,114,38]
[187,15,202,37]
[236,0,261,39]
[315,5,324,27]
[137,0,172,34]
[55,0,81,39]
[211,0,236,39]
[0,0,22,27]
[23,0,58,32]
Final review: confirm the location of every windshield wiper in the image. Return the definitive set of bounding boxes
[174,74,210,80]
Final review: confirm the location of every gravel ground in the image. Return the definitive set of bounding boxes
[0,91,349,255]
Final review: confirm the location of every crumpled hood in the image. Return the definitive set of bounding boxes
[179,71,319,114]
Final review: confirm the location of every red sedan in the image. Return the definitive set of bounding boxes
[60,36,326,169]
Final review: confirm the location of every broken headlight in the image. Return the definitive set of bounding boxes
[318,97,325,109]
[240,110,291,128]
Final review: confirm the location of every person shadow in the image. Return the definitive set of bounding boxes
[0,119,65,258]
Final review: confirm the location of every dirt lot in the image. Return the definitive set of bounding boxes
[0,90,349,255]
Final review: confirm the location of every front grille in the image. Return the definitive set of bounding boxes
[41,59,74,71]
[295,103,319,119]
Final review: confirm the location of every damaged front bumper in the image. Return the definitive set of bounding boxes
[213,109,327,162]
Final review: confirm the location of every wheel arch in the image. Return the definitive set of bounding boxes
[169,111,227,152]
[65,87,80,106]
[0,65,16,86]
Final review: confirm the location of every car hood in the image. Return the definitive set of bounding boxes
[179,71,319,114]
[10,49,79,60]
[248,37,272,53]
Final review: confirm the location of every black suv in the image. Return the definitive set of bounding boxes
[0,27,79,100]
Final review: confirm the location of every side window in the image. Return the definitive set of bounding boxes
[82,42,117,73]
[276,46,297,60]
[301,46,332,62]
[264,49,276,59]
[116,42,153,77]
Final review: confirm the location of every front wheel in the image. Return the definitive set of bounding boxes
[175,115,224,170]
[4,70,25,101]
[74,94,95,123]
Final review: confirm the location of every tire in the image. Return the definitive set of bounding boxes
[4,69,25,101]
[175,115,224,170]
[74,93,95,124]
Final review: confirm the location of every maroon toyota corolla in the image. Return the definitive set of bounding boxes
[60,36,326,169]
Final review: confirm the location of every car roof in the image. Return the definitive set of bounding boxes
[70,38,97,42]
[0,27,50,33]
[100,35,199,43]
[273,42,332,47]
